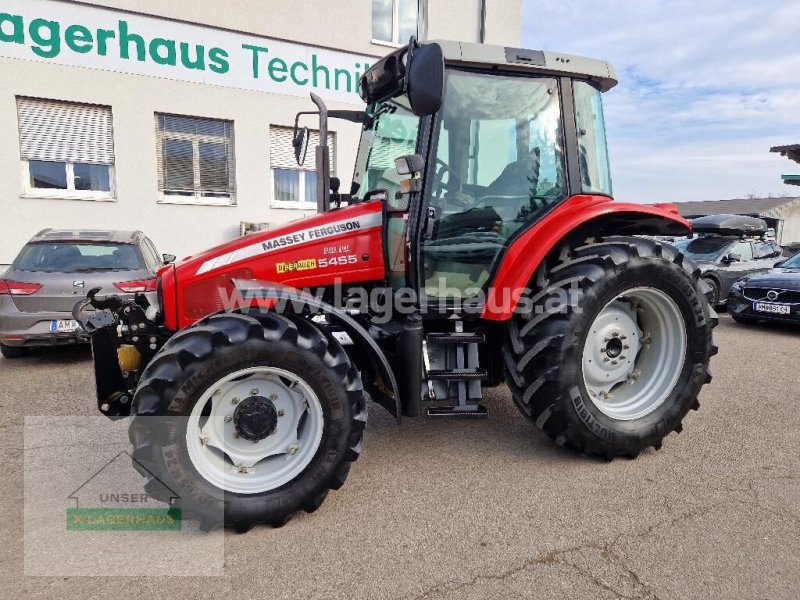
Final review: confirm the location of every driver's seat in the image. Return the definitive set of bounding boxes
[486,147,540,196]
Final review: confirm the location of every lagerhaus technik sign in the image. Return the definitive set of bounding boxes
[0,0,376,104]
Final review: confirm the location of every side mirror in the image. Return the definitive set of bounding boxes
[395,154,425,176]
[292,126,309,166]
[724,252,742,263]
[162,253,176,265]
[407,43,444,117]
[774,259,786,268]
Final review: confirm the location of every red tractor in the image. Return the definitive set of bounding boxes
[77,40,717,531]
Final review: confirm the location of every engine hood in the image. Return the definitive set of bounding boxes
[162,201,387,330]
[740,268,800,290]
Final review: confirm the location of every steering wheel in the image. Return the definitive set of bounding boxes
[432,158,462,198]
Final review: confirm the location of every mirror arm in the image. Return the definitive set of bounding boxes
[293,111,318,130]
[327,110,366,124]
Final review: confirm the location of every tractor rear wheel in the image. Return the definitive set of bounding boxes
[128,311,366,531]
[504,236,717,459]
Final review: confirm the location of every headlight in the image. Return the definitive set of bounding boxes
[730,279,746,293]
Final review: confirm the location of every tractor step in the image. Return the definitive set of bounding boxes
[425,332,486,344]
[427,368,487,381]
[427,404,488,418]
[423,322,486,416]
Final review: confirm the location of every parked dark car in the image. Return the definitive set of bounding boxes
[0,229,170,358]
[671,215,780,307]
[671,236,782,307]
[728,253,800,325]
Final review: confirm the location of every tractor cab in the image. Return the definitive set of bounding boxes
[321,40,618,307]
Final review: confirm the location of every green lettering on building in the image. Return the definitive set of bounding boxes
[0,9,368,98]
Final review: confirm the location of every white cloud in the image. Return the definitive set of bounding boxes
[522,0,800,202]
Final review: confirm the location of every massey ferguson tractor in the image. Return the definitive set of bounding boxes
[76,39,717,531]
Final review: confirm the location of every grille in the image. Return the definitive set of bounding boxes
[743,288,800,305]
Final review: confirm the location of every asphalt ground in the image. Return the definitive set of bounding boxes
[1,313,798,599]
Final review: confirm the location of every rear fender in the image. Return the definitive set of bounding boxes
[233,279,401,422]
[483,195,691,320]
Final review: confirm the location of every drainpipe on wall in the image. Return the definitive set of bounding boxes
[479,0,487,43]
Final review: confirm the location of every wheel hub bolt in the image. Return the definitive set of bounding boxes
[224,415,232,423]
[288,444,299,455]
[201,436,209,445]
[233,431,240,439]
[232,397,240,404]
[277,409,285,417]
[251,389,259,396]
[239,466,249,474]
[270,393,278,401]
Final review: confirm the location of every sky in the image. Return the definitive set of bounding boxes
[521,0,800,204]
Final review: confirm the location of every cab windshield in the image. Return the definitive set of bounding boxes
[351,96,420,207]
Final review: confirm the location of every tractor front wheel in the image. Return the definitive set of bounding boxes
[128,311,366,531]
[504,236,717,459]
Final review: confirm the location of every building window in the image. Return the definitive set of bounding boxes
[372,0,421,46]
[156,114,235,205]
[270,126,335,209]
[17,98,115,200]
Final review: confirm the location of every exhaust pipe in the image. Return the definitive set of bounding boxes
[310,92,331,213]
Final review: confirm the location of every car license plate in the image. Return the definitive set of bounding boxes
[753,302,791,315]
[50,319,80,333]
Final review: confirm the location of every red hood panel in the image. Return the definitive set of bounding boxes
[168,201,386,329]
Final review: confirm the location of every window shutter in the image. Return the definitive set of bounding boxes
[270,126,335,173]
[17,98,114,165]
[155,114,235,196]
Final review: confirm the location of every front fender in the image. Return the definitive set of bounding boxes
[482,195,691,320]
[232,279,401,422]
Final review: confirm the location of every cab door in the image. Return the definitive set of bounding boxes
[418,70,569,305]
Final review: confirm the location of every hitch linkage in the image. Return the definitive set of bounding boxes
[73,288,165,419]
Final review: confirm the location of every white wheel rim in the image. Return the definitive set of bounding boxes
[186,366,324,494]
[581,287,687,421]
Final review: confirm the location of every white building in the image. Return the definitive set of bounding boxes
[0,0,521,265]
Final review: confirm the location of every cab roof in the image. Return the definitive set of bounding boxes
[432,40,618,92]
